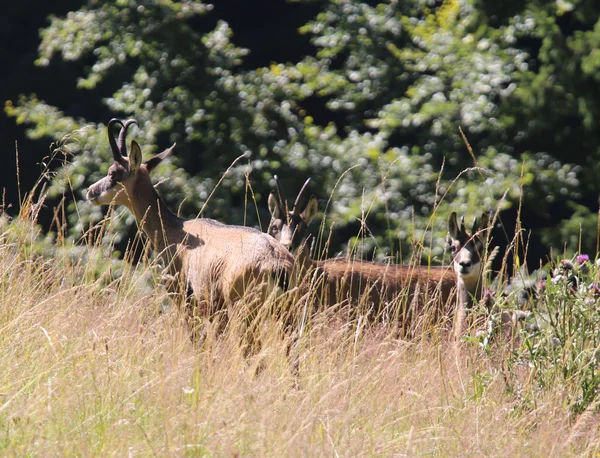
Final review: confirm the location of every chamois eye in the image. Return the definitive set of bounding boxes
[109,168,124,182]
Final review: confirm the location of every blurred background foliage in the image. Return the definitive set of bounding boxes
[1,0,599,266]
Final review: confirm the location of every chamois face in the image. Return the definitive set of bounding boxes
[267,178,317,251]
[86,158,136,207]
[447,212,489,282]
[267,193,294,249]
[86,119,173,209]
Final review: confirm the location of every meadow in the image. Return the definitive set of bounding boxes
[2,177,600,458]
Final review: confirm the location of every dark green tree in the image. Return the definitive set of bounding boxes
[272,0,581,260]
[7,0,311,245]
[8,0,598,265]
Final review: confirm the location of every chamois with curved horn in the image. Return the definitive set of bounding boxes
[267,176,317,251]
[268,181,490,335]
[87,119,295,314]
[447,211,490,336]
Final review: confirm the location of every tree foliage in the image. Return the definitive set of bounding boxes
[6,0,600,263]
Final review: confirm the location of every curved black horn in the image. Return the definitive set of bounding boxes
[291,177,312,215]
[471,216,479,234]
[274,175,288,217]
[107,118,124,161]
[117,119,138,157]
[480,213,490,230]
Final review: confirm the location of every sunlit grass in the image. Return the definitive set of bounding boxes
[2,147,600,456]
[2,196,600,457]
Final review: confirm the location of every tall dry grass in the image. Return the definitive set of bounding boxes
[2,143,600,456]
[1,196,598,457]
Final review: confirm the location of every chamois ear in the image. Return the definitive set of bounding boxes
[268,191,281,219]
[448,212,460,240]
[302,195,318,225]
[129,140,143,173]
[145,143,176,173]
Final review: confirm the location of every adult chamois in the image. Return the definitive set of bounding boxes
[87,119,295,318]
[268,178,490,336]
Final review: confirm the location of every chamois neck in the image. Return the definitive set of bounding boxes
[292,240,318,275]
[454,273,483,338]
[458,273,483,307]
[129,174,182,252]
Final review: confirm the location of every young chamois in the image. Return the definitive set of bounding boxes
[86,119,295,317]
[268,178,490,336]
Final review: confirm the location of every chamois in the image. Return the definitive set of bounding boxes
[267,176,317,251]
[87,119,295,316]
[268,178,490,335]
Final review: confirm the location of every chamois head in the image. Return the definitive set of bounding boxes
[447,212,490,282]
[267,176,318,251]
[86,118,175,208]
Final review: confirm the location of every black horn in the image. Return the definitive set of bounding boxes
[274,175,289,220]
[291,177,312,216]
[117,119,138,157]
[471,216,479,234]
[107,118,124,161]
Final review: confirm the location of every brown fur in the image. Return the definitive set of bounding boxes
[292,251,458,332]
